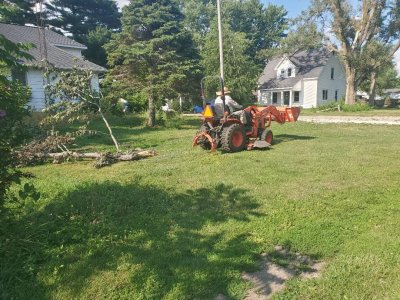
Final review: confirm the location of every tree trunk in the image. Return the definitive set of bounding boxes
[344,64,356,105]
[368,71,377,106]
[148,91,155,127]
[98,108,120,152]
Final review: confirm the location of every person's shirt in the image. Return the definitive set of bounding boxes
[214,95,242,116]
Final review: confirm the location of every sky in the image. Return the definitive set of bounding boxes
[115,0,400,73]
[115,0,310,17]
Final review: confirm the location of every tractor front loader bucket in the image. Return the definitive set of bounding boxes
[277,107,301,122]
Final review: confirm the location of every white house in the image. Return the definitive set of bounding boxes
[257,48,346,108]
[0,23,106,110]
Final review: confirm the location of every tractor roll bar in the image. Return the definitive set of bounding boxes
[200,76,226,114]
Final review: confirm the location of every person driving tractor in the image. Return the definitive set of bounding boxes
[214,87,242,116]
[214,87,247,124]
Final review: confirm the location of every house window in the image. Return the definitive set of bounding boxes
[288,68,292,77]
[272,92,278,104]
[335,90,338,101]
[11,69,27,86]
[280,69,285,78]
[331,68,334,80]
[294,91,300,102]
[323,90,328,100]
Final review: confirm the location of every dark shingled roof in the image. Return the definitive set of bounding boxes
[258,48,332,89]
[0,23,106,72]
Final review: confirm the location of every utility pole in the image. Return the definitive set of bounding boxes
[216,0,226,110]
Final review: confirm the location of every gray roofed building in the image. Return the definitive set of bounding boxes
[0,23,105,72]
[0,23,106,110]
[257,47,346,108]
[258,48,332,90]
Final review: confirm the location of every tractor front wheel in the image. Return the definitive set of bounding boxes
[198,124,211,150]
[221,123,246,152]
[261,129,273,144]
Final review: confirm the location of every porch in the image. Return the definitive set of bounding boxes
[259,89,301,107]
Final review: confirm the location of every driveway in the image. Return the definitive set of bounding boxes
[298,115,400,125]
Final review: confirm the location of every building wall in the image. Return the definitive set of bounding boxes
[90,73,100,92]
[276,58,297,78]
[316,55,346,106]
[26,69,46,110]
[25,69,101,111]
[302,78,318,108]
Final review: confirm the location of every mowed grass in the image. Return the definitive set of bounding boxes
[2,115,400,299]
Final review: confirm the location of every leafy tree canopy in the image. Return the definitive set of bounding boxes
[82,26,113,67]
[46,0,121,42]
[302,0,400,104]
[0,33,32,205]
[180,0,288,66]
[202,20,259,102]
[0,0,37,25]
[106,0,202,126]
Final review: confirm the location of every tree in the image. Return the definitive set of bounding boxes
[359,58,400,98]
[223,0,288,66]
[282,21,323,54]
[364,0,400,104]
[178,0,215,45]
[46,0,120,41]
[82,26,112,67]
[46,0,120,66]
[44,68,121,152]
[0,33,33,205]
[202,20,259,102]
[180,0,288,67]
[0,0,37,25]
[106,0,202,127]
[305,0,400,105]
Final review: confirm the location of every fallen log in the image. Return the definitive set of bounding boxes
[16,149,157,168]
[45,150,156,160]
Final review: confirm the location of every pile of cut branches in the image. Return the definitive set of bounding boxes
[16,135,156,168]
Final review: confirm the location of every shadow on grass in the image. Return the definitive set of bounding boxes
[1,182,263,299]
[273,134,316,145]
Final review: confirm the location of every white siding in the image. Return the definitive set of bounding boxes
[303,79,318,108]
[26,70,46,110]
[276,58,297,78]
[316,55,346,106]
[90,73,100,92]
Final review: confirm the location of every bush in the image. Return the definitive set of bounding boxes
[0,78,32,206]
[341,102,372,112]
[311,100,341,112]
[312,99,372,112]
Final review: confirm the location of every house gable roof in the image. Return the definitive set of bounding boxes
[258,48,332,90]
[0,23,106,72]
[274,56,298,71]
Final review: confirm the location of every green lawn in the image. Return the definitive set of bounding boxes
[2,115,400,299]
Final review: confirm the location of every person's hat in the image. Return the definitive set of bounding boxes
[216,87,231,96]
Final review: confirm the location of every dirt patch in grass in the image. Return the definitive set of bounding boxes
[241,246,325,299]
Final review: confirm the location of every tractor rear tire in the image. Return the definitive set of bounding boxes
[221,123,246,152]
[261,129,273,144]
[199,124,211,150]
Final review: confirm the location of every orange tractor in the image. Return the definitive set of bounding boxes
[193,1,300,152]
[192,87,301,152]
